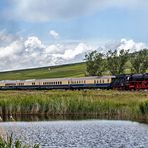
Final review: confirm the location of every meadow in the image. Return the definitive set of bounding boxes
[0,63,86,80]
[0,90,148,122]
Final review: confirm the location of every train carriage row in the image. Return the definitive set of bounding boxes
[0,76,115,90]
[0,73,147,90]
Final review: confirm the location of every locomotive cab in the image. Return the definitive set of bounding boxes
[111,74,130,90]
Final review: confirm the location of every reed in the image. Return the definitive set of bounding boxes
[0,133,39,148]
[0,90,148,121]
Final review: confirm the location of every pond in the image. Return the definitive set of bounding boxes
[0,120,148,147]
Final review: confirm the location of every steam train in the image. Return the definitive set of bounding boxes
[112,73,148,90]
[0,73,147,90]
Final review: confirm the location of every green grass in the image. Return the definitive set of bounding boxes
[0,90,148,122]
[0,62,86,80]
[0,133,39,148]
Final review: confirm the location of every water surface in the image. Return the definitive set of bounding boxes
[0,120,148,148]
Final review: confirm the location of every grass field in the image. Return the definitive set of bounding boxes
[0,62,86,80]
[0,90,148,122]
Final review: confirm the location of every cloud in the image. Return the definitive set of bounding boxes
[0,31,147,71]
[117,38,147,53]
[0,29,19,46]
[104,38,147,54]
[7,0,148,22]
[24,36,45,50]
[53,43,91,60]
[0,31,92,71]
[0,40,23,58]
[49,30,59,39]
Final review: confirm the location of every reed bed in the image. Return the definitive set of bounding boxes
[0,133,39,148]
[0,90,148,121]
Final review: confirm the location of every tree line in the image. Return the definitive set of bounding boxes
[84,49,148,76]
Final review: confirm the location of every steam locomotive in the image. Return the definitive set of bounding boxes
[0,73,147,90]
[112,73,148,90]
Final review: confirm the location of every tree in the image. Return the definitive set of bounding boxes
[106,49,129,75]
[130,49,148,73]
[84,50,106,76]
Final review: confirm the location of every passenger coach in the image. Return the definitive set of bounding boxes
[0,76,115,90]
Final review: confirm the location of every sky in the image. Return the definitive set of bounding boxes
[0,0,148,71]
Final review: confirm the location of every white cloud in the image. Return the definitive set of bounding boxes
[104,38,147,54]
[117,38,147,53]
[0,31,147,71]
[7,0,148,22]
[24,36,45,50]
[53,43,91,60]
[0,40,23,58]
[49,30,59,39]
[0,31,92,71]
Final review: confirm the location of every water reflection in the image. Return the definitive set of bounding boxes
[1,120,148,147]
[0,114,148,124]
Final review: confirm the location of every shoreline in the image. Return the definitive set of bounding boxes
[0,90,148,122]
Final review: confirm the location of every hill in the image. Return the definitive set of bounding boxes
[0,63,86,80]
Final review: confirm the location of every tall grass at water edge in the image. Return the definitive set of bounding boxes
[0,90,148,121]
[0,133,39,148]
